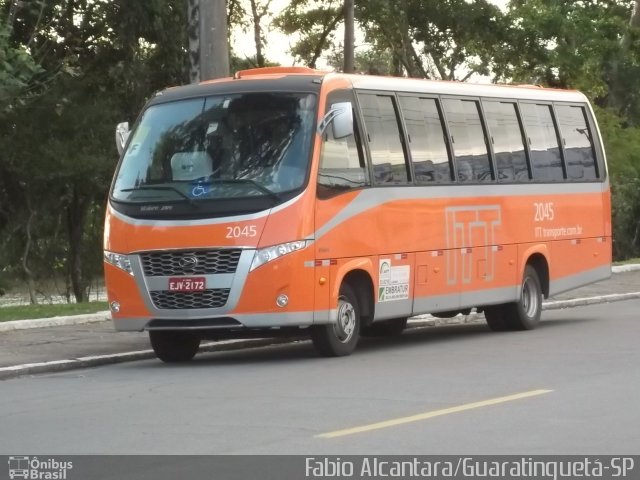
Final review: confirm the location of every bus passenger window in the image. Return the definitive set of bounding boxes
[520,103,564,181]
[400,96,453,183]
[318,104,369,198]
[483,101,530,182]
[358,93,410,185]
[442,99,493,183]
[555,105,597,181]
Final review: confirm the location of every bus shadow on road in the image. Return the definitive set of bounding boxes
[130,316,598,369]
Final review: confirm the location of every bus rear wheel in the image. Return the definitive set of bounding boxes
[484,265,542,331]
[505,265,542,330]
[311,284,360,357]
[149,330,201,363]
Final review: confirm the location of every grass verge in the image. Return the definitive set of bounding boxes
[0,302,109,322]
[613,257,640,266]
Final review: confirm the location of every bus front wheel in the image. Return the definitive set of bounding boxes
[149,330,201,363]
[311,284,360,357]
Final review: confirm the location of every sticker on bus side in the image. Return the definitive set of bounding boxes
[378,258,410,302]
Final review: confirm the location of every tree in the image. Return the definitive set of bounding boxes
[500,0,640,259]
[274,0,344,68]
[1,0,193,302]
[275,0,508,78]
[0,2,45,113]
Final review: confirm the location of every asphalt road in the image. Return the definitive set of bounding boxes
[2,299,639,455]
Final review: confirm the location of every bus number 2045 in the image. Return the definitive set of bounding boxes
[534,202,555,222]
[226,225,258,238]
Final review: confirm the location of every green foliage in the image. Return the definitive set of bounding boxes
[0,302,108,322]
[0,0,191,303]
[0,17,44,112]
[326,46,395,75]
[274,0,344,68]
[595,107,640,259]
[357,0,508,79]
[499,1,631,98]
[2,0,640,310]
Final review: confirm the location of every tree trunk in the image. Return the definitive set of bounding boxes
[308,8,343,69]
[343,0,355,73]
[22,207,38,305]
[67,187,88,303]
[250,0,265,67]
[200,0,230,80]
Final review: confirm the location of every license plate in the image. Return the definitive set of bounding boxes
[168,277,206,292]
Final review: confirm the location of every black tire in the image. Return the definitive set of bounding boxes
[149,330,201,363]
[311,283,360,357]
[484,304,510,332]
[504,265,543,330]
[361,317,408,337]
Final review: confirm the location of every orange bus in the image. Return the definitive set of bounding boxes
[104,67,611,362]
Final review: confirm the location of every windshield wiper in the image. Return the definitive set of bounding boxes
[119,185,199,208]
[209,179,280,203]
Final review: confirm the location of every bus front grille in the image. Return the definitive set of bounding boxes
[150,289,231,310]
[140,249,242,276]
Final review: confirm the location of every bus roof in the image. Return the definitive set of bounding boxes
[151,67,588,106]
[225,67,588,103]
[343,72,587,103]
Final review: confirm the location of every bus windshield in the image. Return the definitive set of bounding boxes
[112,92,316,206]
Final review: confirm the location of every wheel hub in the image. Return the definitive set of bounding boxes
[333,296,356,343]
[522,277,539,318]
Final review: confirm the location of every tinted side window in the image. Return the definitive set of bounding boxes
[358,93,409,184]
[483,101,530,182]
[520,103,564,181]
[442,99,493,183]
[556,105,598,180]
[399,96,453,184]
[318,91,369,198]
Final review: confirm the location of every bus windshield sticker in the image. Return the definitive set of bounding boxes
[378,259,410,302]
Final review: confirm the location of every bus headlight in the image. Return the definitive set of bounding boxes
[104,251,134,275]
[250,241,309,271]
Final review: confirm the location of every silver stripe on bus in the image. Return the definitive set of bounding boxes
[113,310,329,331]
[412,291,460,314]
[373,299,413,321]
[549,265,611,297]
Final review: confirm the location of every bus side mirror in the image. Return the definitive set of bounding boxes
[317,102,353,139]
[115,122,130,156]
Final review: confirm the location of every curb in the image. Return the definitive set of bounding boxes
[611,264,640,273]
[0,337,294,381]
[542,292,640,310]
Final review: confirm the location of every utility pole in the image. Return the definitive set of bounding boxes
[343,0,355,73]
[187,0,201,83]
[200,0,230,81]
